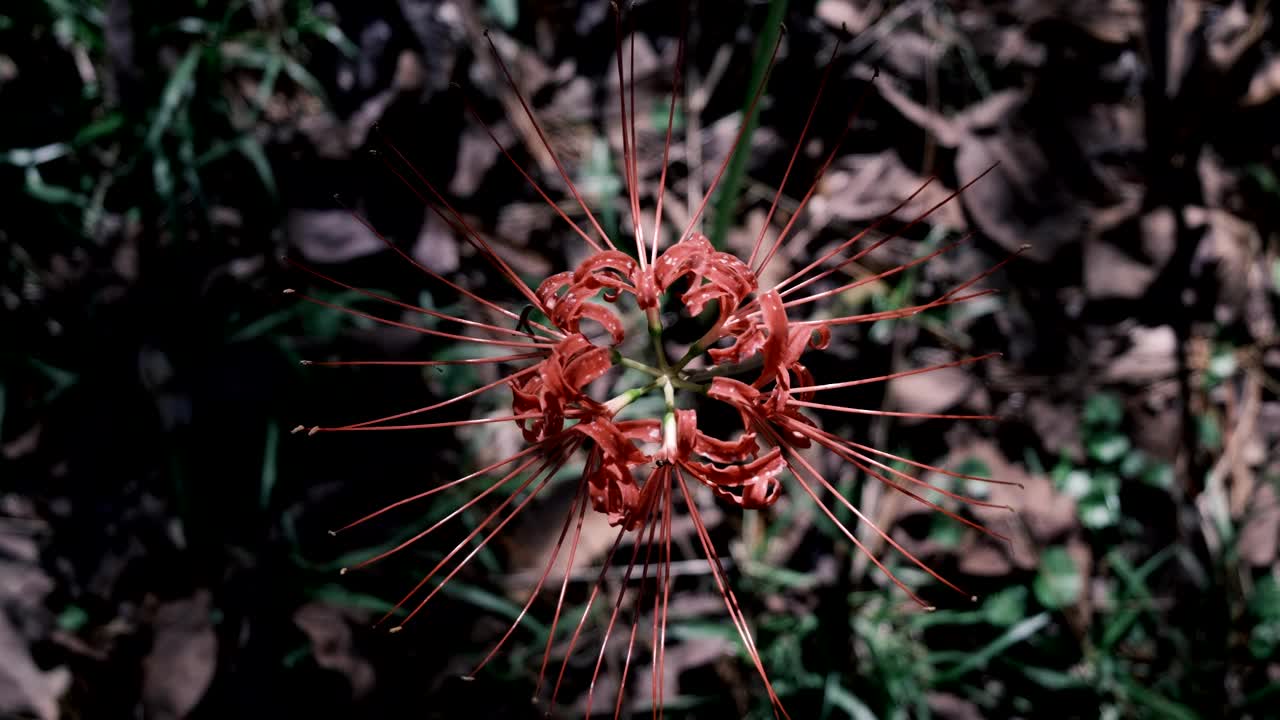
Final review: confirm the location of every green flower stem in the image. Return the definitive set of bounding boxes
[682,355,763,383]
[647,306,671,374]
[661,377,678,454]
[611,350,664,378]
[604,379,661,416]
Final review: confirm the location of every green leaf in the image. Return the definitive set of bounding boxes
[1083,392,1124,429]
[259,421,279,510]
[1015,662,1087,690]
[235,136,277,197]
[73,112,125,146]
[486,0,519,29]
[933,612,1052,683]
[1249,622,1280,659]
[1197,413,1222,450]
[1206,346,1237,384]
[1034,546,1082,610]
[1087,433,1131,464]
[146,46,201,149]
[982,586,1028,627]
[1251,575,1280,621]
[57,605,88,633]
[928,512,965,549]
[1078,489,1121,530]
[0,142,72,167]
[1059,469,1092,499]
[707,0,789,250]
[822,675,878,720]
[440,582,548,638]
[1119,678,1197,720]
[23,166,87,207]
[308,583,401,615]
[1140,461,1174,490]
[1118,449,1148,478]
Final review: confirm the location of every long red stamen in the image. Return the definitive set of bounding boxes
[650,12,688,266]
[841,442,1023,488]
[787,421,1011,538]
[790,289,999,327]
[483,30,616,250]
[790,353,1000,393]
[788,399,997,421]
[283,290,554,349]
[774,429,973,602]
[308,364,540,433]
[779,232,975,310]
[300,353,543,368]
[468,473,591,677]
[747,39,843,269]
[344,453,544,574]
[675,469,791,719]
[584,488,661,717]
[656,475,673,719]
[613,5,646,266]
[548,525,631,706]
[309,412,546,433]
[374,138,550,312]
[285,257,544,340]
[613,502,662,719]
[753,67,880,277]
[384,440,579,628]
[678,28,784,242]
[776,164,998,298]
[330,439,557,534]
[459,96,604,253]
[536,459,597,698]
[336,199,562,337]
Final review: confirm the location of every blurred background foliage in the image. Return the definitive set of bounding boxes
[3,1,1280,718]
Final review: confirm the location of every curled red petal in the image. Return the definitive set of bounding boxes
[654,234,757,326]
[754,289,789,389]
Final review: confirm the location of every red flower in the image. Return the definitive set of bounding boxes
[290,10,1022,718]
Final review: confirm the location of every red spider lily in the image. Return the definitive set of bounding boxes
[289,9,1022,718]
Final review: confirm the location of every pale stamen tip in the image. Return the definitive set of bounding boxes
[327,529,337,537]
[290,425,306,434]
[459,675,476,682]
[339,567,349,575]
[923,605,938,613]
[299,360,313,366]
[308,426,321,436]
[969,595,979,603]
[389,626,403,634]
[282,288,296,294]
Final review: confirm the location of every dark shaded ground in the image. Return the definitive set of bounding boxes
[3,1,1280,718]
